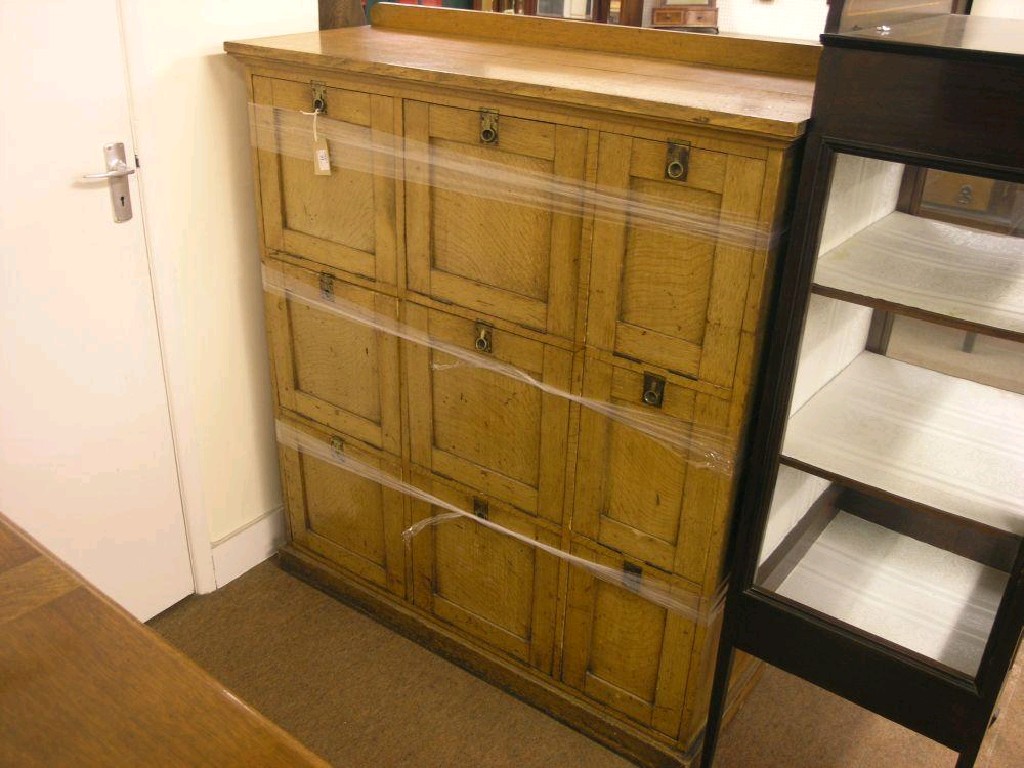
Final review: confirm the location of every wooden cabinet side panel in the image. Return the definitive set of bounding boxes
[697,155,768,389]
[404,100,433,296]
[675,394,733,588]
[253,76,285,252]
[371,94,399,286]
[585,133,633,352]
[547,124,589,340]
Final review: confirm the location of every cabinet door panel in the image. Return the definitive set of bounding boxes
[266,260,401,454]
[410,474,561,672]
[404,101,586,338]
[405,304,572,524]
[254,77,397,283]
[572,354,732,583]
[280,420,405,597]
[562,542,695,738]
[587,133,765,387]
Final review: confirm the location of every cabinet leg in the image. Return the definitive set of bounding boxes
[954,725,991,768]
[699,635,736,768]
[955,746,980,768]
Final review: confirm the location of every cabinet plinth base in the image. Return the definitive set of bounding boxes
[278,544,761,768]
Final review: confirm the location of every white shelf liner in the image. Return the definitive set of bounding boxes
[814,212,1024,335]
[783,353,1024,533]
[777,512,1008,676]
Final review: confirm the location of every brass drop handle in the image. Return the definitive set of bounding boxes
[956,184,974,206]
[311,82,327,114]
[480,110,499,144]
[641,372,666,408]
[664,141,690,182]
[474,322,494,353]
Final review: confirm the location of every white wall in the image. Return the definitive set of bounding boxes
[120,1,318,587]
[972,0,1024,18]
[718,0,829,41]
[716,0,1024,41]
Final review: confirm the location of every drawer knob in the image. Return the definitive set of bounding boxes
[641,372,666,408]
[480,110,499,145]
[474,322,494,353]
[665,141,690,182]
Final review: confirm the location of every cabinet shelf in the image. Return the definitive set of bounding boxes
[812,212,1024,341]
[703,12,1024,767]
[782,353,1024,534]
[774,511,1008,677]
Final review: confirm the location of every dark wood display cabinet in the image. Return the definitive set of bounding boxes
[700,6,1024,768]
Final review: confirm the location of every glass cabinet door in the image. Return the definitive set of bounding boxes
[754,151,1024,678]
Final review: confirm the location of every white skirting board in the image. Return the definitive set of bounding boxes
[209,506,287,590]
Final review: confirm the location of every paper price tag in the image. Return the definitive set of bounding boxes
[313,137,331,176]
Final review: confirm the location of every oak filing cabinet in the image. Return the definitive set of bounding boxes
[227,7,816,765]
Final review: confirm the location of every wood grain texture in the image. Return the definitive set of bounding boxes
[586,131,765,385]
[0,514,330,768]
[255,76,398,282]
[232,16,803,765]
[561,539,698,741]
[404,303,573,524]
[225,14,815,138]
[266,259,402,454]
[280,544,695,768]
[319,0,366,30]
[369,5,820,78]
[409,471,562,672]
[404,101,587,337]
[279,418,407,597]
[572,353,738,585]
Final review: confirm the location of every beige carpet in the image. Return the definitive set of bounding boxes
[150,560,1022,768]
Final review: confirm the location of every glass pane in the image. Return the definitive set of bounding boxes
[536,0,592,20]
[755,152,1024,678]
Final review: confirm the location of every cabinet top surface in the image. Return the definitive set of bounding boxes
[826,14,1024,59]
[225,7,815,140]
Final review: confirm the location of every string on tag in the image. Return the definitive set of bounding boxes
[300,108,321,142]
[302,108,332,176]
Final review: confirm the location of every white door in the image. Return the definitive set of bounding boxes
[0,0,194,620]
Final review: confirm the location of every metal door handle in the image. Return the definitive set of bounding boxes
[80,142,134,223]
[82,164,135,180]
